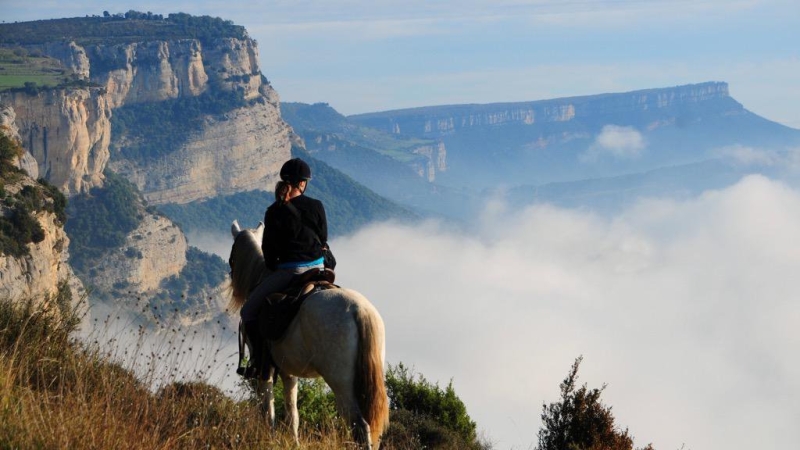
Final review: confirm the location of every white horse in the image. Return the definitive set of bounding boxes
[227,220,389,449]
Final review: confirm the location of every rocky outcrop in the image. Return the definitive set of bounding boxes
[86,37,265,108]
[43,41,91,79]
[86,213,187,293]
[3,36,291,204]
[0,106,38,177]
[0,178,84,305]
[108,98,291,205]
[411,142,447,182]
[89,39,209,108]
[0,88,111,195]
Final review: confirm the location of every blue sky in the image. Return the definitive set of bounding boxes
[3,0,799,127]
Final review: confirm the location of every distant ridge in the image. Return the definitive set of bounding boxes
[345,81,800,192]
[351,82,729,117]
[349,82,734,135]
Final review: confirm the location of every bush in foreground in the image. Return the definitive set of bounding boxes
[537,356,654,450]
[383,362,489,449]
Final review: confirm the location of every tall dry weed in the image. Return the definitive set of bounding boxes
[0,286,357,449]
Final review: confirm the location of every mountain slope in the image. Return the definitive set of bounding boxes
[281,102,481,219]
[158,147,418,238]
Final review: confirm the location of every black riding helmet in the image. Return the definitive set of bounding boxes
[280,158,312,184]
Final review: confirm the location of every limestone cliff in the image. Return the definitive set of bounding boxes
[2,35,291,204]
[411,142,447,182]
[0,106,37,177]
[85,37,291,204]
[86,213,186,293]
[0,153,84,305]
[107,93,290,205]
[0,201,83,303]
[0,88,111,196]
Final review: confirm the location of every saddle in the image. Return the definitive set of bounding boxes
[258,268,337,340]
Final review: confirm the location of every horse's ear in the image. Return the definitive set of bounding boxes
[257,221,265,232]
[231,220,241,238]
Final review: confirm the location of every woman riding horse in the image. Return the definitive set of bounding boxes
[240,158,330,378]
[228,221,388,449]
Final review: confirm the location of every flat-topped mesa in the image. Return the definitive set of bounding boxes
[350,82,737,136]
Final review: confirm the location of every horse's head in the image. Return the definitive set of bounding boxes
[227,220,265,311]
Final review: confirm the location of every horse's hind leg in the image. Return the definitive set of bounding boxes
[257,367,277,430]
[330,383,372,449]
[281,374,300,444]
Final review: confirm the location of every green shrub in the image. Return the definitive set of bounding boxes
[536,356,654,450]
[384,362,484,449]
[0,202,45,257]
[270,377,338,430]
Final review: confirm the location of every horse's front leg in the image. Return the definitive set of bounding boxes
[281,374,300,444]
[257,367,277,430]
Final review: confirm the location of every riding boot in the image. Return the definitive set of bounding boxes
[244,320,264,379]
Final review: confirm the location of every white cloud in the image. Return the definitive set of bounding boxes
[712,144,780,166]
[581,125,646,162]
[325,174,800,450]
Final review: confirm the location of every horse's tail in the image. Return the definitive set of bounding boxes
[354,304,389,446]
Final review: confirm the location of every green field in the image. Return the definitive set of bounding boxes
[0,47,70,91]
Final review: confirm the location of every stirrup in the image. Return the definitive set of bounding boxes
[236,356,260,379]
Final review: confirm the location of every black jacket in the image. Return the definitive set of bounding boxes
[262,194,328,270]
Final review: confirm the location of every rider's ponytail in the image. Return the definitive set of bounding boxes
[275,180,291,204]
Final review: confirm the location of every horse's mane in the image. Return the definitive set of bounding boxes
[227,225,266,311]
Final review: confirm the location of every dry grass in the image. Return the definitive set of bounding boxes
[0,294,362,449]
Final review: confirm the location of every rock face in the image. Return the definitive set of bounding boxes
[88,37,265,108]
[0,178,84,305]
[0,106,38,177]
[411,142,447,182]
[0,88,111,195]
[44,41,91,79]
[109,100,289,204]
[89,39,210,108]
[86,214,187,293]
[87,37,292,204]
